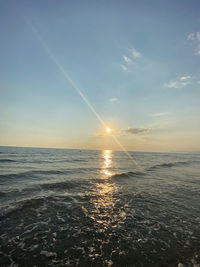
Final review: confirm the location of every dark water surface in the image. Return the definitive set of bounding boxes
[0,146,200,266]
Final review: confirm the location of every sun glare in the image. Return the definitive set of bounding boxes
[106,127,111,133]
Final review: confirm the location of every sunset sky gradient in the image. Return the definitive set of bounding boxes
[0,0,200,151]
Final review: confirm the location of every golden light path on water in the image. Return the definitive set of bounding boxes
[102,149,113,177]
[26,19,143,172]
[89,150,120,230]
[86,150,127,233]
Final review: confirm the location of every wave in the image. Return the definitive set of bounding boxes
[0,192,79,218]
[0,167,103,182]
[72,158,87,162]
[0,169,78,181]
[110,171,144,179]
[0,170,62,181]
[29,170,67,175]
[0,180,82,203]
[55,158,87,163]
[0,159,16,162]
[39,180,82,190]
[148,161,191,170]
[0,196,52,217]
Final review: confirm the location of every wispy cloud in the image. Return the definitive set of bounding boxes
[152,112,170,117]
[121,127,150,135]
[197,32,200,41]
[96,126,151,137]
[129,47,141,58]
[187,33,195,40]
[187,32,200,55]
[164,81,189,89]
[164,75,191,89]
[120,45,141,73]
[179,75,191,80]
[109,97,119,103]
[123,55,132,64]
[96,133,108,137]
[120,64,129,72]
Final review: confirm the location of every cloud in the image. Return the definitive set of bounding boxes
[120,45,141,73]
[179,75,191,80]
[187,33,195,40]
[96,127,151,137]
[196,49,200,55]
[129,47,141,58]
[152,112,170,117]
[196,32,200,41]
[120,64,129,72]
[121,127,150,135]
[164,81,189,88]
[95,133,106,137]
[164,75,191,89]
[109,98,118,103]
[187,32,200,55]
[123,55,132,64]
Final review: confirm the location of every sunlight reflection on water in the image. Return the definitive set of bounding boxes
[101,149,113,177]
[87,150,121,230]
[1,147,200,266]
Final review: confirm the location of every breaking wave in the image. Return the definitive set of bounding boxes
[110,171,144,179]
[148,161,191,170]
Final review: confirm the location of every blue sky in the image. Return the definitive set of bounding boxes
[0,0,200,151]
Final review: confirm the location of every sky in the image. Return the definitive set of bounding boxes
[0,0,200,151]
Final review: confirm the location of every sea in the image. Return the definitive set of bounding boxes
[0,146,200,267]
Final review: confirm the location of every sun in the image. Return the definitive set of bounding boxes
[106,127,111,133]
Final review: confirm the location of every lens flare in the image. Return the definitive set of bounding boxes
[26,19,144,172]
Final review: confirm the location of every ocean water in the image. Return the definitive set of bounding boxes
[0,146,200,267]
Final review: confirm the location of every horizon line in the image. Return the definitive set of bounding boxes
[0,145,199,154]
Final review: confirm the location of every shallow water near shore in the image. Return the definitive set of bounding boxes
[0,146,200,266]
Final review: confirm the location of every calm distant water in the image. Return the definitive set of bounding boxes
[0,146,200,267]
